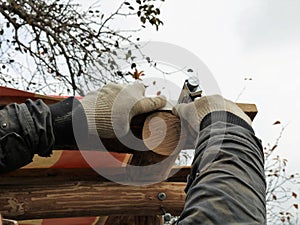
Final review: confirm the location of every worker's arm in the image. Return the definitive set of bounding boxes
[0,97,86,173]
[173,96,266,225]
[0,82,166,173]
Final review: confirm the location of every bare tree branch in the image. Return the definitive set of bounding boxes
[0,0,164,95]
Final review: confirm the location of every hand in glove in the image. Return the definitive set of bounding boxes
[80,82,167,138]
[172,95,252,147]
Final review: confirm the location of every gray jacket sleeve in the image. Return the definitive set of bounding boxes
[177,111,266,225]
[0,97,87,173]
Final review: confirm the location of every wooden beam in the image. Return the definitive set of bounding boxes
[127,112,181,183]
[0,166,191,184]
[121,118,181,225]
[236,103,258,120]
[0,181,185,220]
[142,111,181,156]
[54,103,257,152]
[142,103,257,156]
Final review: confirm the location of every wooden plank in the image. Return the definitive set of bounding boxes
[79,103,257,154]
[0,166,191,184]
[122,114,180,225]
[0,86,64,106]
[142,104,257,156]
[0,87,257,120]
[0,181,186,220]
[236,103,258,120]
[0,87,257,154]
[126,111,181,183]
[127,150,180,183]
[142,111,181,156]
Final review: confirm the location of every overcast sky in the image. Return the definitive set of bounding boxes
[80,0,300,183]
[128,0,300,174]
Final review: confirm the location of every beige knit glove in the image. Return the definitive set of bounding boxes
[80,82,167,138]
[172,95,251,140]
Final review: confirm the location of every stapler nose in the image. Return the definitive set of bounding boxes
[178,76,202,104]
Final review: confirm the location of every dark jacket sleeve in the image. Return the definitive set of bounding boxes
[177,111,266,225]
[0,97,87,173]
[0,99,54,173]
[49,97,88,149]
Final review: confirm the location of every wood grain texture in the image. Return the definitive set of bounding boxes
[0,181,185,220]
[142,103,257,156]
[142,112,181,156]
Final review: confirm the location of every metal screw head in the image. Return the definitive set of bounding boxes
[164,213,172,222]
[157,192,167,201]
[1,122,7,128]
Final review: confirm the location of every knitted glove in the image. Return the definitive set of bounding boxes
[80,82,167,138]
[172,95,252,142]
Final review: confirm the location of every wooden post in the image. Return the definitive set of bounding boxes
[112,112,181,225]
